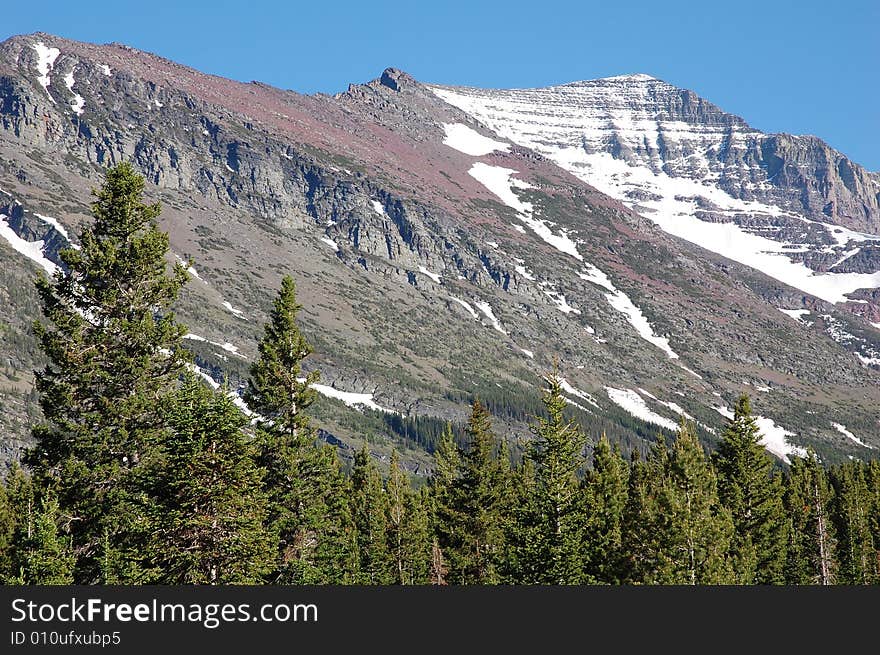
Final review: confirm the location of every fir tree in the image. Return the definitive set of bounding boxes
[622,438,669,583]
[242,274,338,582]
[785,451,837,585]
[27,162,188,582]
[523,374,586,584]
[10,494,75,585]
[143,374,275,584]
[712,395,787,584]
[429,423,461,579]
[386,452,431,585]
[623,425,735,585]
[582,434,629,584]
[447,400,508,584]
[657,420,734,584]
[830,462,877,584]
[312,448,360,584]
[350,445,392,584]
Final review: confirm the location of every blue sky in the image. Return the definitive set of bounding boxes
[3,0,878,169]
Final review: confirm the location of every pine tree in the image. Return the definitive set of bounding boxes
[143,374,275,584]
[582,434,629,584]
[785,451,837,585]
[523,374,586,584]
[712,395,787,584]
[386,452,431,585]
[830,461,877,584]
[622,439,668,583]
[242,274,338,582]
[350,445,392,584]
[27,163,189,582]
[623,425,735,585]
[657,420,734,584]
[501,451,540,583]
[429,423,461,580]
[312,448,360,584]
[447,400,508,584]
[10,494,75,585]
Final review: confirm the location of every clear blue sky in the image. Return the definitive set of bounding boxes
[3,0,878,169]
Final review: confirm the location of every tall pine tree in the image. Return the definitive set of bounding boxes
[582,434,629,584]
[243,274,339,582]
[143,374,274,584]
[521,374,586,584]
[350,445,392,584]
[785,451,837,585]
[27,163,188,582]
[712,395,787,584]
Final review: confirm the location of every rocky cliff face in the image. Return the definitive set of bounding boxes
[430,76,880,313]
[0,34,878,469]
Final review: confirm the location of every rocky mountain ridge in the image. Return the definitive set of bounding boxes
[0,33,878,470]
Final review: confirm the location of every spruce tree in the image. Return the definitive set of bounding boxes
[582,434,629,584]
[524,374,586,584]
[143,374,274,584]
[623,425,735,585]
[429,423,461,579]
[350,445,392,584]
[242,274,336,582]
[712,395,787,584]
[830,462,877,584]
[447,400,508,584]
[386,452,431,585]
[657,420,734,584]
[27,162,188,582]
[784,451,837,585]
[10,494,75,585]
[621,438,669,583]
[312,448,360,584]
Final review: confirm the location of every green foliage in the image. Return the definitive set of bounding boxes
[515,374,586,584]
[582,434,629,584]
[27,162,189,582]
[712,395,787,584]
[143,374,274,584]
[785,451,837,585]
[386,452,431,584]
[350,446,392,584]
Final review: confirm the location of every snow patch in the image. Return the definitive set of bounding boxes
[418,266,441,283]
[474,301,507,334]
[467,162,583,261]
[441,122,510,156]
[310,383,393,413]
[320,236,339,251]
[779,308,810,322]
[520,348,534,358]
[514,264,535,280]
[0,214,58,276]
[605,387,678,431]
[832,422,874,449]
[100,64,111,76]
[371,200,386,217]
[543,290,580,314]
[32,42,60,95]
[559,379,600,408]
[449,296,479,319]
[578,264,678,359]
[63,69,84,116]
[221,301,246,319]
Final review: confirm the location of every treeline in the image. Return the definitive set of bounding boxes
[1,163,879,586]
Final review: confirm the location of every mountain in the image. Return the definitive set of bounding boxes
[0,34,878,469]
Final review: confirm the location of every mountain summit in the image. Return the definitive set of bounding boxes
[0,33,878,468]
